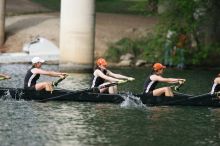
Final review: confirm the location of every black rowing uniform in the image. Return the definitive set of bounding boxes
[24,67,40,90]
[91,68,107,88]
[211,83,220,94]
[143,74,159,96]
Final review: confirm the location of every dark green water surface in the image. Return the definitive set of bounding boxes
[0,64,220,146]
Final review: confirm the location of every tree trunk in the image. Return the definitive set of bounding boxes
[203,0,220,44]
[148,0,158,13]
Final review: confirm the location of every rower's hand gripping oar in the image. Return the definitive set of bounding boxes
[87,79,129,93]
[127,77,135,81]
[88,77,135,93]
[97,78,135,90]
[99,80,127,88]
[52,74,68,87]
[172,79,186,91]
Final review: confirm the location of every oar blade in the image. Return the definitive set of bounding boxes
[0,76,11,80]
[0,77,5,80]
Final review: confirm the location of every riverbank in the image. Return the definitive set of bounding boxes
[0,0,158,66]
[2,12,157,58]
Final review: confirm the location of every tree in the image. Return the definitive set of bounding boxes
[158,0,220,65]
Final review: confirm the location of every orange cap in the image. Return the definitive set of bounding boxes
[96,58,107,66]
[153,63,166,71]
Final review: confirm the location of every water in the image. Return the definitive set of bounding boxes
[1,64,220,146]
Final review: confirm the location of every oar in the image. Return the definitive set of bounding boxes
[0,77,5,80]
[52,74,68,87]
[82,80,128,93]
[171,79,186,91]
[164,92,212,105]
[0,76,11,80]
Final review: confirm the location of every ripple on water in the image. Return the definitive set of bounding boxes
[0,64,220,146]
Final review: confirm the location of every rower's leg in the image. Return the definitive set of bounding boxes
[113,86,117,93]
[167,87,174,97]
[45,83,53,93]
[109,86,117,94]
[153,87,174,97]
[99,82,110,93]
[35,82,47,90]
[35,82,53,92]
[99,88,108,93]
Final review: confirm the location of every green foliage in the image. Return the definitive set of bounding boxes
[105,38,136,62]
[140,33,164,63]
[158,0,198,35]
[105,0,220,65]
[158,0,220,65]
[31,0,153,15]
[31,0,60,11]
[105,34,164,63]
[31,0,220,65]
[189,43,220,65]
[96,0,151,15]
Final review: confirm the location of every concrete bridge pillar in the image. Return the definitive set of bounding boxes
[59,0,95,72]
[0,0,5,47]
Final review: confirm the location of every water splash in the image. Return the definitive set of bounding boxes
[120,92,147,109]
[14,90,24,100]
[0,89,25,101]
[0,90,14,101]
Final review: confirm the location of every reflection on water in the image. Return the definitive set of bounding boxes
[0,64,220,146]
[1,101,220,146]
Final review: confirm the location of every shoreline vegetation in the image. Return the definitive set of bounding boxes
[31,0,152,15]
[4,0,220,68]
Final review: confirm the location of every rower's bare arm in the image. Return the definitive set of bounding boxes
[95,70,120,82]
[167,78,186,84]
[33,68,66,77]
[108,71,134,80]
[151,75,173,83]
[152,75,184,83]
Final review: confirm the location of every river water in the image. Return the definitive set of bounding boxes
[0,64,220,146]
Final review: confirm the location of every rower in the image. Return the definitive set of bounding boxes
[91,58,134,94]
[211,74,220,96]
[143,62,186,97]
[24,57,67,92]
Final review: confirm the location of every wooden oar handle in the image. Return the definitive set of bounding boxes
[171,82,185,91]
[52,74,68,87]
[175,83,184,91]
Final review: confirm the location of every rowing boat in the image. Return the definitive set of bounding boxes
[0,87,219,107]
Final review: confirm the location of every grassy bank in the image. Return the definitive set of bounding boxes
[96,0,149,15]
[31,0,149,15]
[31,0,60,11]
